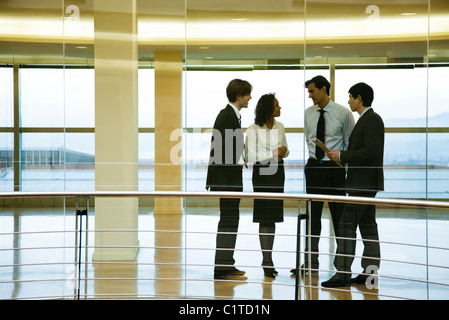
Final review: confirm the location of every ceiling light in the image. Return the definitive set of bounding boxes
[231,18,246,21]
[401,12,416,16]
[322,46,333,49]
[198,46,210,50]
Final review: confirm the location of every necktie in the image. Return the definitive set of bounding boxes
[316,109,325,161]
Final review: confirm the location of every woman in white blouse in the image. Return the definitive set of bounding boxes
[245,93,289,278]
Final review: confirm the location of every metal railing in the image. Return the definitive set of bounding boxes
[1,190,448,300]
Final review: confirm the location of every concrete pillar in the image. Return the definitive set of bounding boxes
[93,0,139,261]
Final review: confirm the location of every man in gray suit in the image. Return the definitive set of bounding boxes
[323,82,384,288]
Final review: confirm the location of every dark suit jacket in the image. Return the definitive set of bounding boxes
[206,104,244,191]
[340,108,385,194]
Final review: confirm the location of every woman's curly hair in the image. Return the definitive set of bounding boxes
[254,93,276,127]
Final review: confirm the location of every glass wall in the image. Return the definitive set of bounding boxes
[0,0,447,198]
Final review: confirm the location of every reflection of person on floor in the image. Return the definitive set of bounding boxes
[322,82,384,288]
[206,79,252,280]
[245,93,289,278]
[298,75,355,275]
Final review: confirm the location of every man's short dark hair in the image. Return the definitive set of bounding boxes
[349,82,374,107]
[305,75,331,96]
[226,79,252,102]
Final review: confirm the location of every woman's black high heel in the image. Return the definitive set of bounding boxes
[262,263,278,278]
[263,268,278,278]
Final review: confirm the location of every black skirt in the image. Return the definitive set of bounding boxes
[252,160,285,223]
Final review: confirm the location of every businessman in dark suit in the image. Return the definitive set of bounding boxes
[322,82,384,288]
[206,79,252,280]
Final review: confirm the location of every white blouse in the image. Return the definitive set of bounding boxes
[245,120,289,163]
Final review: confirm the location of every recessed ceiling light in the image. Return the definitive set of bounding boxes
[232,18,246,21]
[204,56,214,60]
[322,46,333,49]
[198,46,210,50]
[76,46,87,49]
[401,12,416,16]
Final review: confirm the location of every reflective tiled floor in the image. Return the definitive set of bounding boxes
[1,204,448,300]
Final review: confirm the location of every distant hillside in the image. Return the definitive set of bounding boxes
[383,112,449,166]
[386,112,449,127]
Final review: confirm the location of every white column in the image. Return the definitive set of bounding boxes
[93,0,139,261]
[154,51,183,215]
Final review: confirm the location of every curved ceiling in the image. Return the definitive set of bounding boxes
[0,0,448,64]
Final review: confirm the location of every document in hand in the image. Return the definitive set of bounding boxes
[313,139,343,167]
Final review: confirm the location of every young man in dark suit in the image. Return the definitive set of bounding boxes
[206,79,252,280]
[322,82,385,288]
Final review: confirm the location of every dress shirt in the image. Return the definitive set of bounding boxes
[359,107,372,118]
[245,120,289,163]
[304,100,355,161]
[228,102,241,123]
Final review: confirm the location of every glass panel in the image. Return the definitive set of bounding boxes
[0,67,13,192]
[21,67,94,128]
[1,0,449,301]
[64,133,94,191]
[428,66,449,127]
[304,0,432,295]
[64,69,95,128]
[335,67,427,128]
[21,133,65,191]
[138,68,155,128]
[383,133,427,199]
[284,132,305,193]
[0,209,13,298]
[20,68,65,128]
[0,67,13,128]
[428,132,449,199]
[0,133,13,192]
[428,0,449,298]
[138,132,155,191]
[185,0,305,299]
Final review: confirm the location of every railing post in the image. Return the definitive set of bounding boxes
[74,196,88,300]
[295,200,309,300]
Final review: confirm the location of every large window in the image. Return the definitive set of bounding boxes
[335,65,449,198]
[0,67,13,191]
[20,68,95,128]
[183,67,329,193]
[1,64,448,198]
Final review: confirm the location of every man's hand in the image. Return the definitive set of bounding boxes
[327,150,340,162]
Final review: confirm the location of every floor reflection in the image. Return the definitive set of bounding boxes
[154,214,183,298]
[93,262,138,299]
[0,206,448,300]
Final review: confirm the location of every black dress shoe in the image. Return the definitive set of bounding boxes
[228,267,246,276]
[352,270,378,285]
[214,267,246,279]
[321,274,351,288]
[351,274,369,284]
[290,264,318,276]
